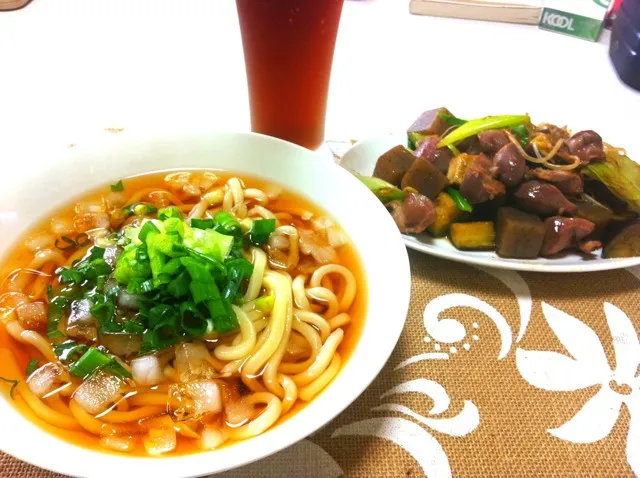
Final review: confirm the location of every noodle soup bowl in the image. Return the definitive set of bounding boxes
[0,130,411,477]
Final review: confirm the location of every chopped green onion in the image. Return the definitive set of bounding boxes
[103,359,132,379]
[47,296,67,340]
[175,245,226,274]
[191,218,215,230]
[222,258,254,301]
[438,114,531,148]
[25,359,40,376]
[355,174,406,204]
[54,236,77,251]
[110,212,249,354]
[53,340,88,364]
[135,244,149,262]
[161,257,182,275]
[205,299,238,334]
[123,202,158,217]
[213,212,242,237]
[139,304,181,354]
[167,270,190,298]
[127,278,155,295]
[190,280,219,304]
[163,218,185,236]
[254,295,275,313]
[446,188,473,213]
[69,348,111,378]
[57,268,83,285]
[143,304,171,328]
[69,347,131,379]
[247,219,276,246]
[122,320,145,335]
[139,221,161,242]
[157,206,182,220]
[89,246,105,260]
[0,377,18,399]
[179,301,208,337]
[114,245,152,284]
[110,180,125,192]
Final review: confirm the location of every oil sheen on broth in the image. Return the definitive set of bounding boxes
[0,171,366,456]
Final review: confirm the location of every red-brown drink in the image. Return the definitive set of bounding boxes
[236,0,344,150]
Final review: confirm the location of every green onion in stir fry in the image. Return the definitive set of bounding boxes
[446,188,473,213]
[438,114,530,148]
[438,111,467,127]
[355,174,406,203]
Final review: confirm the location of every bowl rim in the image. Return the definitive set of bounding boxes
[0,130,411,477]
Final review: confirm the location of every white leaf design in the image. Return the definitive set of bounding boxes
[221,439,343,478]
[372,401,480,437]
[516,349,601,391]
[541,302,610,377]
[473,266,532,343]
[425,294,512,360]
[332,417,453,478]
[395,352,449,371]
[548,387,623,444]
[625,396,640,477]
[604,302,640,380]
[380,379,450,415]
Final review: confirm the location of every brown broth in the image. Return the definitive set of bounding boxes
[0,170,367,456]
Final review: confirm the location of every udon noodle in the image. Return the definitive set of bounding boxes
[0,171,365,456]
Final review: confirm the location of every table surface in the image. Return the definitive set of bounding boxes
[1,1,640,478]
[0,0,639,161]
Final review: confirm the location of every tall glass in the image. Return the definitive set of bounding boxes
[236,0,345,150]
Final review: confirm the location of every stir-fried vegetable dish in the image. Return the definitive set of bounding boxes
[359,107,640,259]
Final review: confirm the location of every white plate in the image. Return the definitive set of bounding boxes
[340,132,640,273]
[0,130,411,477]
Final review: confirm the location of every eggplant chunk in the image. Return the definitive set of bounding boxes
[427,192,469,237]
[401,157,448,200]
[450,222,495,250]
[496,207,545,259]
[372,145,416,187]
[603,220,640,258]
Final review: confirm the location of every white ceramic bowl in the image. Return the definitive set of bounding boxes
[0,131,411,477]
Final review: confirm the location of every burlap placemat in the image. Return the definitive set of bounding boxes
[1,140,639,477]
